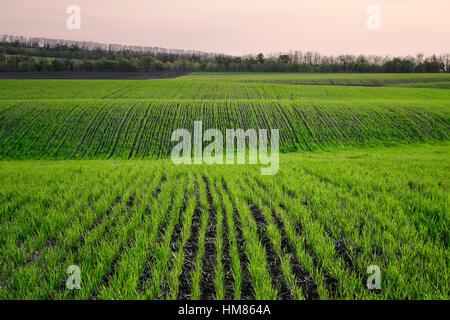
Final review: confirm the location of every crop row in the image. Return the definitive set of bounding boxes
[0,144,448,299]
[184,72,450,86]
[1,79,450,101]
[0,100,448,159]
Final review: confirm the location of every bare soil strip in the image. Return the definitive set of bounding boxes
[248,203,292,300]
[0,72,188,80]
[270,208,319,300]
[214,183,233,300]
[178,179,202,300]
[199,177,217,300]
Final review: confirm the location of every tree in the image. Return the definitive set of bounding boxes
[205,61,218,71]
[278,54,291,64]
[440,54,450,72]
[257,53,265,65]
[51,59,66,71]
[139,56,156,72]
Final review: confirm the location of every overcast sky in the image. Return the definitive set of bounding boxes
[1,0,449,56]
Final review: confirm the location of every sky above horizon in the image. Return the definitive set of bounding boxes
[1,0,449,56]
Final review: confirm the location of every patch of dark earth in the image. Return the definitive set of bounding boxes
[333,238,357,271]
[168,182,189,253]
[242,179,318,300]
[155,184,178,244]
[270,208,319,300]
[177,178,202,300]
[323,222,366,276]
[281,186,298,200]
[362,273,382,296]
[281,201,343,299]
[151,175,167,199]
[159,182,190,299]
[0,72,189,80]
[151,182,180,299]
[199,176,217,300]
[20,239,57,267]
[215,182,233,300]
[137,254,156,297]
[277,203,338,299]
[303,238,339,299]
[248,203,292,300]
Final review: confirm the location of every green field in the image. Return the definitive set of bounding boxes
[0,73,449,300]
[0,75,449,159]
[184,72,450,88]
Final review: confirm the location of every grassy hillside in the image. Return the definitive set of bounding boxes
[0,100,448,159]
[183,72,450,87]
[0,73,448,300]
[1,78,450,100]
[0,76,449,159]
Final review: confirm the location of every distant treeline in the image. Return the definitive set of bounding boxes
[1,40,449,73]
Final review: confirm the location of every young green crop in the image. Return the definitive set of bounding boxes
[0,98,448,159]
[1,144,447,299]
[0,73,448,300]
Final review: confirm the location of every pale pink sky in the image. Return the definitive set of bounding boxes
[1,0,449,56]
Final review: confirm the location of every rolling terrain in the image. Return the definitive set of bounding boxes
[0,73,448,300]
[0,75,449,159]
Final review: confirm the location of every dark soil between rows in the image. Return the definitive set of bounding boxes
[178,178,202,300]
[248,203,293,300]
[270,208,319,300]
[0,72,188,80]
[215,182,233,300]
[199,177,217,300]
